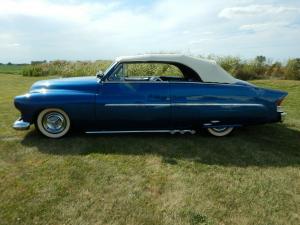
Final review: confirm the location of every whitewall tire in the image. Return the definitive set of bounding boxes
[207,127,234,137]
[36,108,70,138]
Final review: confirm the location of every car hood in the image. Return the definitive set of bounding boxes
[30,76,99,93]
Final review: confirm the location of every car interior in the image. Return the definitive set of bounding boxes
[107,62,202,82]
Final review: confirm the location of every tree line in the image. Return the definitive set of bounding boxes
[20,56,300,80]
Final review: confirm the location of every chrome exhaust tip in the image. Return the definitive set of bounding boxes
[170,130,196,135]
[170,130,180,134]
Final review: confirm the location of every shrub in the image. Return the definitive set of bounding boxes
[265,62,284,79]
[23,60,112,77]
[234,64,256,80]
[285,59,300,80]
[216,56,242,75]
[21,56,298,80]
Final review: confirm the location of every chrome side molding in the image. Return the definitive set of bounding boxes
[105,103,264,107]
[105,103,169,107]
[85,130,196,135]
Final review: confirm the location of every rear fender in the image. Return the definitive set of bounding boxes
[258,87,288,103]
[255,87,288,122]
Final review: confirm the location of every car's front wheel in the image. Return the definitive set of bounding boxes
[207,127,234,137]
[36,108,70,138]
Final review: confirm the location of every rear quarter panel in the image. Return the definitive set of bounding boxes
[170,82,272,129]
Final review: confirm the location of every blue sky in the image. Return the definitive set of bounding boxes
[0,0,299,63]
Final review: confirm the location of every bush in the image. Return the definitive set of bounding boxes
[215,56,268,80]
[216,56,242,75]
[22,66,48,76]
[285,59,300,80]
[235,64,257,80]
[23,60,112,77]
[21,56,299,80]
[265,62,284,79]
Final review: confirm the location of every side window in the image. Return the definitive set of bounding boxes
[106,62,201,82]
[125,63,183,78]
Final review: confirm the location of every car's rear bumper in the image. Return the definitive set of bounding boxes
[13,118,30,130]
[277,106,287,122]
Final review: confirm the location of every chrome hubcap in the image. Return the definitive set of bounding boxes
[212,127,227,132]
[42,112,66,134]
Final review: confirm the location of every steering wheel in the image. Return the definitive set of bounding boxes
[149,76,163,82]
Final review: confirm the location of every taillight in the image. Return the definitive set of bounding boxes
[276,98,285,114]
[276,98,284,106]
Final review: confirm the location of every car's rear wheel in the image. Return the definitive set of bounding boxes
[36,108,70,138]
[207,127,234,137]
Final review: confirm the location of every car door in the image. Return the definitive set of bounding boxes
[94,64,171,131]
[170,82,208,129]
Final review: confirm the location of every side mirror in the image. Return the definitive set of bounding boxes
[96,70,104,81]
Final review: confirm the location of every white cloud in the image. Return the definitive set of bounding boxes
[0,0,299,62]
[0,0,118,23]
[219,4,300,19]
[239,22,289,31]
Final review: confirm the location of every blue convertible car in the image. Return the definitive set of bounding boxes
[13,54,287,138]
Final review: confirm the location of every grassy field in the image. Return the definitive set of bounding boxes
[0,65,26,75]
[0,74,299,225]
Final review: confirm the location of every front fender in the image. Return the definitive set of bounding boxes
[14,90,96,125]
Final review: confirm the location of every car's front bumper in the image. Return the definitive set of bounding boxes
[13,118,30,130]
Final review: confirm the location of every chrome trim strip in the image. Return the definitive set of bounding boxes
[277,106,287,122]
[277,106,284,113]
[105,103,264,107]
[172,103,264,107]
[101,81,231,85]
[105,103,170,107]
[86,130,174,134]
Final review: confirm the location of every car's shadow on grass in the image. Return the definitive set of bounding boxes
[21,124,300,167]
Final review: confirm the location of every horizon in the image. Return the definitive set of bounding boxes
[1,0,300,63]
[0,54,296,65]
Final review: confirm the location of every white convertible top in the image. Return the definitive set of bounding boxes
[116,54,237,83]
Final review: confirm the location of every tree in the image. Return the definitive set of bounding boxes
[255,56,266,64]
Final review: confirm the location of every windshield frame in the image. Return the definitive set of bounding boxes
[104,61,117,76]
[97,61,118,82]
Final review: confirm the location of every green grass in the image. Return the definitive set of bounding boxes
[0,65,26,75]
[0,74,299,225]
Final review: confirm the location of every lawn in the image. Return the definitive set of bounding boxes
[0,74,299,225]
[0,65,26,75]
